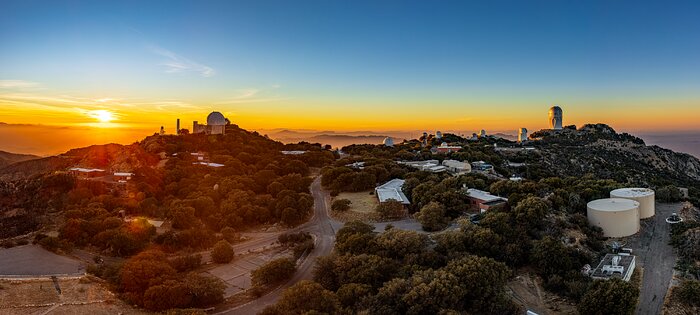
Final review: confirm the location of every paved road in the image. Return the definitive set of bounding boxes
[221,177,337,315]
[219,177,423,314]
[633,202,679,315]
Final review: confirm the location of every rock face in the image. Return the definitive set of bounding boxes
[532,124,700,186]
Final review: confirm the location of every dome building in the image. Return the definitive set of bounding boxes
[436,131,442,140]
[383,137,394,147]
[587,198,640,238]
[518,127,528,142]
[549,106,563,130]
[193,111,228,135]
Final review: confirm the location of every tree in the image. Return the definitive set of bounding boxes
[331,199,352,212]
[416,201,449,231]
[513,196,549,228]
[530,236,574,277]
[444,255,512,311]
[143,280,191,311]
[578,279,639,315]
[336,283,372,308]
[211,240,234,263]
[657,185,682,202]
[375,228,429,259]
[261,280,341,315]
[335,221,377,255]
[120,250,176,305]
[182,273,226,307]
[252,257,297,287]
[376,200,405,219]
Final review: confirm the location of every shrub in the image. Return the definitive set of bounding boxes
[169,254,202,272]
[252,257,296,288]
[211,240,234,263]
[673,279,700,306]
[331,199,352,212]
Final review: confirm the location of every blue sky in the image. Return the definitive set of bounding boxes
[1,0,700,133]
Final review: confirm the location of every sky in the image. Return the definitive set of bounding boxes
[1,0,700,155]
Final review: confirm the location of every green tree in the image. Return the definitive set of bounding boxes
[143,280,192,311]
[261,280,341,315]
[376,200,405,219]
[416,201,449,231]
[252,257,297,287]
[336,283,372,308]
[211,240,234,263]
[578,279,639,315]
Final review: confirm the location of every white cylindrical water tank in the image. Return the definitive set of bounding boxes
[587,198,640,238]
[610,188,655,219]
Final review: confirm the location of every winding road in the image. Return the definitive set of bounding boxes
[219,177,422,314]
[220,177,338,315]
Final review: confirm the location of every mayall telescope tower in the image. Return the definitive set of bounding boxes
[549,106,563,130]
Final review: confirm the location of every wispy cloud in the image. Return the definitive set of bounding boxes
[0,80,40,88]
[149,46,215,77]
[213,88,289,105]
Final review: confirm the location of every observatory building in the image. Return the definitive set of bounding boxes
[549,106,563,130]
[193,111,227,135]
[610,188,655,219]
[518,128,528,142]
[436,131,442,140]
[587,198,640,238]
[383,137,394,147]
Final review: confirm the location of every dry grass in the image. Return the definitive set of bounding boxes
[507,272,578,315]
[330,191,381,222]
[0,277,146,315]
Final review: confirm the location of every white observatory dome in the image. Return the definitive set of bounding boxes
[383,137,394,147]
[207,111,227,126]
[436,131,442,139]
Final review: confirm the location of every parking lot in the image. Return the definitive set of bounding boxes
[0,245,84,277]
[204,250,290,297]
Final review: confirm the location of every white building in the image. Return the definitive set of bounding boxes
[375,179,410,205]
[193,111,227,135]
[399,160,446,173]
[442,159,471,175]
[518,127,528,142]
[591,254,636,282]
[383,137,394,147]
[549,106,563,130]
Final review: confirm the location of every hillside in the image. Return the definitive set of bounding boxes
[0,150,39,168]
[0,143,159,181]
[526,124,700,189]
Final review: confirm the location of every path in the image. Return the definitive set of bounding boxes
[633,202,679,315]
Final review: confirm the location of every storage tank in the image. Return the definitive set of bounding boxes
[610,188,655,219]
[587,198,640,238]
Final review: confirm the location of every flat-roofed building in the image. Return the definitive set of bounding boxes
[591,254,636,282]
[69,167,106,178]
[435,142,462,154]
[375,179,410,205]
[464,188,507,212]
[442,159,471,175]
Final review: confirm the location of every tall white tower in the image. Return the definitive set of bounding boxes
[549,106,563,130]
[518,128,528,142]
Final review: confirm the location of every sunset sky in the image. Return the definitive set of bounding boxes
[2,0,700,155]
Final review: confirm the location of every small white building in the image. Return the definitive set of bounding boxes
[375,179,410,205]
[442,159,471,175]
[591,254,636,282]
[281,150,307,155]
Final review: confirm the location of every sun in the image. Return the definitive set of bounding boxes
[90,110,115,123]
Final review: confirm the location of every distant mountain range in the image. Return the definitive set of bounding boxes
[0,151,39,169]
[262,129,519,148]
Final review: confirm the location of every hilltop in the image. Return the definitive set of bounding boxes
[525,124,700,188]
